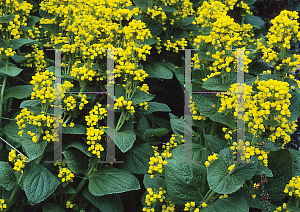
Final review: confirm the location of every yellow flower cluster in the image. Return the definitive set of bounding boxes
[142,187,167,212]
[30,70,56,104]
[4,48,16,57]
[78,93,89,110]
[223,127,236,140]
[54,161,75,183]
[162,200,175,212]
[138,84,150,94]
[273,203,290,212]
[31,44,49,71]
[66,201,75,209]
[189,99,206,121]
[230,141,269,166]
[85,104,107,158]
[219,194,229,199]
[162,134,185,150]
[164,38,188,52]
[8,149,26,173]
[284,176,300,197]
[71,62,96,81]
[114,96,135,114]
[204,153,218,167]
[0,199,7,211]
[184,201,196,211]
[148,146,170,178]
[193,0,228,27]
[147,6,167,24]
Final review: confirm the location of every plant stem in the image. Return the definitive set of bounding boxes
[68,163,97,202]
[115,110,126,132]
[209,121,216,135]
[0,74,8,126]
[204,190,216,203]
[4,173,23,212]
[203,189,212,201]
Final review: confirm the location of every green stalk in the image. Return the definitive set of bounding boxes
[68,163,97,202]
[203,189,212,201]
[4,173,23,212]
[0,73,8,126]
[296,196,299,208]
[115,110,127,132]
[204,190,216,203]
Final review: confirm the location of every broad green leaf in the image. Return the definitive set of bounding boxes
[235,156,258,180]
[263,119,280,127]
[115,84,126,99]
[170,27,189,41]
[115,130,136,153]
[0,66,23,77]
[287,198,300,212]
[157,4,177,12]
[0,161,17,190]
[63,148,88,175]
[88,166,140,196]
[205,134,229,153]
[142,37,158,45]
[165,148,208,204]
[264,149,293,201]
[11,55,27,63]
[147,102,171,113]
[119,142,154,174]
[4,85,34,100]
[147,21,163,37]
[244,15,265,28]
[131,90,155,104]
[174,16,195,26]
[42,203,65,212]
[27,16,40,27]
[241,187,263,210]
[143,61,173,79]
[23,163,60,205]
[132,0,148,12]
[22,138,47,161]
[61,185,75,194]
[258,139,281,152]
[207,159,245,194]
[248,60,271,76]
[170,116,193,136]
[20,99,41,108]
[62,125,86,134]
[288,92,300,123]
[64,140,92,157]
[202,75,232,91]
[193,93,219,117]
[143,174,164,190]
[40,24,60,35]
[144,128,168,140]
[9,39,35,50]
[83,189,123,212]
[138,117,151,133]
[289,149,300,178]
[255,164,273,177]
[210,113,236,129]
[3,122,30,144]
[0,14,15,23]
[202,195,249,212]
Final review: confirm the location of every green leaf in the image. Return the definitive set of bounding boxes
[143,174,164,190]
[144,128,168,140]
[243,0,257,5]
[88,166,140,196]
[244,15,265,28]
[115,84,126,99]
[40,24,60,35]
[27,16,40,27]
[170,27,189,41]
[202,195,249,212]
[142,37,159,46]
[119,142,154,174]
[132,0,148,12]
[42,203,65,212]
[147,21,163,37]
[22,138,47,161]
[138,117,151,133]
[20,99,41,108]
[288,92,300,123]
[9,39,36,50]
[165,146,208,204]
[11,55,27,63]
[235,156,258,180]
[170,115,193,136]
[202,75,232,91]
[264,149,293,201]
[23,163,60,205]
[248,60,271,76]
[0,66,23,77]
[83,189,123,212]
[4,85,34,100]
[174,16,195,26]
[157,4,177,12]
[255,164,273,177]
[0,161,17,190]
[115,130,136,153]
[64,140,92,157]
[0,14,15,23]
[210,113,236,129]
[62,125,86,134]
[263,119,280,127]
[147,102,171,113]
[205,135,229,153]
[63,148,88,175]
[61,185,75,194]
[289,149,300,177]
[207,159,244,194]
[143,61,173,79]
[3,122,28,144]
[131,90,155,104]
